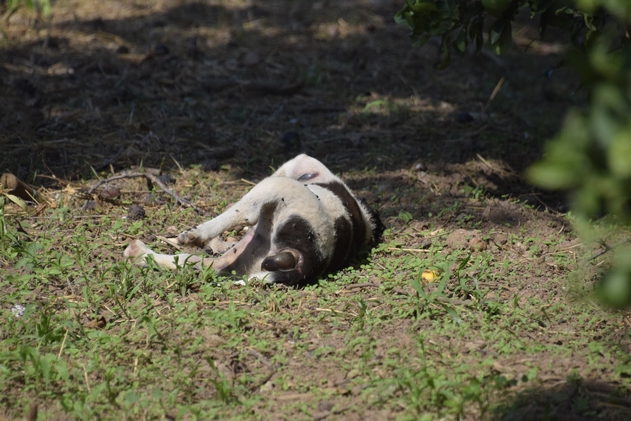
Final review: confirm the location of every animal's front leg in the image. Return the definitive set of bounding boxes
[177,177,282,247]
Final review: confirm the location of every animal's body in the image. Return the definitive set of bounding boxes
[124,154,383,285]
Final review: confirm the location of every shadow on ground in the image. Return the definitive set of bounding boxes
[491,379,631,421]
[1,0,576,210]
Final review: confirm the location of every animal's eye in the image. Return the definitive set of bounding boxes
[297,172,319,181]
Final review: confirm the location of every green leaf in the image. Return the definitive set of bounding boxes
[364,100,385,111]
[495,21,512,55]
[410,1,438,13]
[56,360,70,381]
[39,0,52,17]
[469,18,484,53]
[571,182,602,218]
[411,276,426,297]
[453,29,467,53]
[583,12,597,31]
[412,34,432,47]
[125,390,140,405]
[527,156,580,190]
[40,353,56,385]
[599,269,631,308]
[113,218,123,231]
[403,10,416,28]
[394,9,410,26]
[5,194,27,210]
[608,127,631,178]
[436,50,451,70]
[489,19,506,46]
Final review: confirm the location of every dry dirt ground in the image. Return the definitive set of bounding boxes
[1,0,631,420]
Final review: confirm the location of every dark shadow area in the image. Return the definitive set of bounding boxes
[491,378,631,421]
[0,0,576,212]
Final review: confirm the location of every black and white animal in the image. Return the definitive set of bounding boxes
[124,154,384,285]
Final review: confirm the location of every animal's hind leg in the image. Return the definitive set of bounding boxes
[124,240,214,270]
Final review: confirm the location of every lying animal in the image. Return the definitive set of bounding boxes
[124,154,384,285]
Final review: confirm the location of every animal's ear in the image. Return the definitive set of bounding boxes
[262,251,297,271]
[359,198,385,242]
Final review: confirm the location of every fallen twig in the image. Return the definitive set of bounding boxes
[387,247,430,252]
[341,282,380,290]
[248,370,274,393]
[591,238,631,261]
[86,172,200,212]
[247,349,271,367]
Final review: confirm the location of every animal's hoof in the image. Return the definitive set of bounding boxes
[177,231,192,245]
[178,229,207,247]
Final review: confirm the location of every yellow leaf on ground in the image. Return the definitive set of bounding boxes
[422,270,440,282]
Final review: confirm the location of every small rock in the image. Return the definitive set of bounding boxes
[469,237,487,251]
[153,43,170,55]
[457,111,474,123]
[201,158,219,172]
[158,174,175,185]
[260,380,274,393]
[128,204,145,220]
[166,225,179,237]
[84,200,98,211]
[346,368,361,379]
[493,232,508,245]
[410,160,426,171]
[239,51,262,67]
[446,229,477,249]
[84,315,107,329]
[11,304,25,318]
[1,173,37,201]
[141,194,165,206]
[318,400,334,412]
[468,112,488,122]
[100,185,120,200]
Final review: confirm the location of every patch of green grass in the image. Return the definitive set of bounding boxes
[1,184,630,420]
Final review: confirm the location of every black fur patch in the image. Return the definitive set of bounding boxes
[359,198,384,242]
[327,217,353,272]
[315,181,367,254]
[270,215,327,285]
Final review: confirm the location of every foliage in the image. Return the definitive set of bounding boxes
[397,0,631,307]
[526,0,631,307]
[2,0,52,20]
[395,0,627,68]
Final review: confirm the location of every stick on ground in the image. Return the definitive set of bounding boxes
[87,172,200,213]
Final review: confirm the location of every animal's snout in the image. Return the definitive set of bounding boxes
[262,250,299,271]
